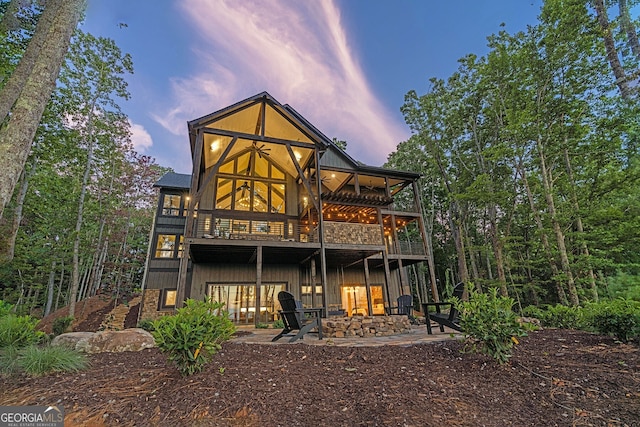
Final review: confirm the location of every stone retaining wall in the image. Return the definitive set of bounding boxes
[322,315,412,338]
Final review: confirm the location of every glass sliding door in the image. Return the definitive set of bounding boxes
[208,283,285,325]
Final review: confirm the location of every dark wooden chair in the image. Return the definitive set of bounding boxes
[387,294,419,324]
[272,291,323,343]
[422,282,464,334]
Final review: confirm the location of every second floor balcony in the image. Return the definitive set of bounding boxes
[189,211,424,256]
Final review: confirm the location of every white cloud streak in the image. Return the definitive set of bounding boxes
[129,121,153,152]
[152,0,409,166]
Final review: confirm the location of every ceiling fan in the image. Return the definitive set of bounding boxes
[252,141,271,158]
[362,180,377,193]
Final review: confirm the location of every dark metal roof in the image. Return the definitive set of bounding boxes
[154,172,191,190]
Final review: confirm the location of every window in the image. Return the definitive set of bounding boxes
[160,193,189,216]
[162,194,181,216]
[155,234,183,258]
[214,150,287,213]
[160,289,177,309]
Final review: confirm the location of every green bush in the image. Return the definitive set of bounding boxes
[255,322,269,329]
[52,316,74,336]
[17,345,88,377]
[0,300,13,317]
[455,286,529,364]
[137,318,156,332]
[272,319,284,329]
[535,304,585,329]
[152,299,235,376]
[584,299,640,343]
[0,314,45,348]
[605,272,640,301]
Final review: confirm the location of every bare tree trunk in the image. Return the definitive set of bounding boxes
[488,204,508,296]
[90,238,108,297]
[69,93,99,318]
[537,137,579,305]
[2,157,37,262]
[0,0,85,218]
[519,163,568,305]
[44,259,56,316]
[618,0,640,60]
[451,212,470,285]
[0,0,56,120]
[593,0,632,99]
[419,184,440,302]
[464,222,480,284]
[563,147,598,301]
[54,261,64,312]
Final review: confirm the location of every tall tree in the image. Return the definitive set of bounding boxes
[0,0,85,219]
[58,31,133,318]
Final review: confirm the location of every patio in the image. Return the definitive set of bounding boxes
[231,322,462,347]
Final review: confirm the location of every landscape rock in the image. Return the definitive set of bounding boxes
[51,332,95,352]
[82,328,155,353]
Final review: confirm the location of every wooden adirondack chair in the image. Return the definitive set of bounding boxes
[399,294,421,325]
[272,291,323,343]
[422,282,464,334]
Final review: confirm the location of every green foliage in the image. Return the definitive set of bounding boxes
[530,304,586,329]
[272,319,284,329]
[0,300,13,317]
[16,345,88,377]
[455,286,528,364]
[137,318,155,332]
[52,316,74,336]
[0,314,45,348]
[152,299,235,376]
[0,345,21,375]
[605,272,640,301]
[255,322,269,329]
[584,299,640,343]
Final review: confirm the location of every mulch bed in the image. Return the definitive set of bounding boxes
[1,328,638,426]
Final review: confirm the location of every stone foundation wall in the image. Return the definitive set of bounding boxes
[139,289,172,321]
[322,315,411,338]
[323,222,383,245]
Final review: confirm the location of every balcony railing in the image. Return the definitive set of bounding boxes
[188,212,424,253]
[392,241,426,256]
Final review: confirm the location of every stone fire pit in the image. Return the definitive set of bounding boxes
[322,315,412,338]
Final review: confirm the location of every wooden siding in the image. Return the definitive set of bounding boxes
[189,263,301,300]
[319,147,354,170]
[146,270,179,290]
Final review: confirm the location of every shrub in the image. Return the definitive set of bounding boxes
[152,299,235,376]
[536,304,585,329]
[137,318,155,332]
[584,299,640,343]
[52,316,74,336]
[255,322,269,329]
[0,314,45,348]
[0,300,13,317]
[17,345,88,377]
[272,319,284,329]
[455,286,528,364]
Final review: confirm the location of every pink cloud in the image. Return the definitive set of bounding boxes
[151,0,409,166]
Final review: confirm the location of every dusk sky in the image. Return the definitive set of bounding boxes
[81,1,545,174]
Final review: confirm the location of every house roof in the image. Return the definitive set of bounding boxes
[154,172,191,190]
[188,92,421,191]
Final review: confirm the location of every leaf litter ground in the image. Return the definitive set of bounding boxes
[2,307,639,426]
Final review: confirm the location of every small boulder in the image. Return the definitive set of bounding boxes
[85,328,155,354]
[51,332,96,351]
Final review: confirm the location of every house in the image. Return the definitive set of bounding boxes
[139,92,434,325]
